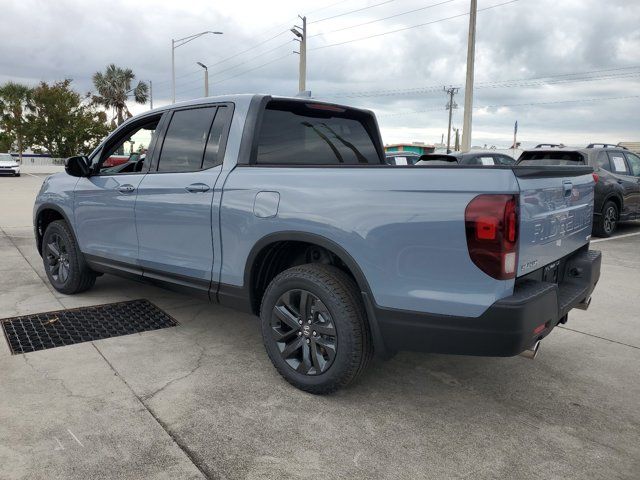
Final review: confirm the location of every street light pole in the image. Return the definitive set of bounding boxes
[197,62,209,97]
[171,30,222,103]
[461,0,477,152]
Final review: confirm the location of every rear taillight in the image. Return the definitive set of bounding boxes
[465,194,519,280]
[592,173,599,183]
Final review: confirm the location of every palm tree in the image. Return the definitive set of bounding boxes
[92,64,148,127]
[0,82,32,162]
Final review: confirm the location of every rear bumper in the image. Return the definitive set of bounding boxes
[373,248,601,356]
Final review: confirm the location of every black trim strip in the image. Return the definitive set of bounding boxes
[513,165,594,178]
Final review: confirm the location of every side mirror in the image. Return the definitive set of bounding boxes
[65,156,90,177]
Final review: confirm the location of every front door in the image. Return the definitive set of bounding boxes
[74,113,164,268]
[135,105,233,295]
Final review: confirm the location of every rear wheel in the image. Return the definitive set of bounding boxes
[594,200,618,237]
[42,220,96,294]
[260,264,372,394]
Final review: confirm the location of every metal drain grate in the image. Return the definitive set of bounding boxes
[1,299,179,354]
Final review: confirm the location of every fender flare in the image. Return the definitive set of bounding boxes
[34,203,77,255]
[244,231,389,357]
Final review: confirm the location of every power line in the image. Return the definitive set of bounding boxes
[378,94,640,117]
[309,0,456,38]
[321,66,640,98]
[310,0,519,51]
[309,0,396,24]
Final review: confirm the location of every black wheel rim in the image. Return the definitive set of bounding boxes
[270,289,337,376]
[604,206,617,234]
[45,233,70,284]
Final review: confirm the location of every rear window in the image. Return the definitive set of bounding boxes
[255,101,381,165]
[517,151,586,166]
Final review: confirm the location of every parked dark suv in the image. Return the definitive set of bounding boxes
[517,145,640,237]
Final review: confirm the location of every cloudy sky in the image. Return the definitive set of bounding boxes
[1,0,639,147]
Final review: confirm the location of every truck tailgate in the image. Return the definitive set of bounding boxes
[514,166,595,277]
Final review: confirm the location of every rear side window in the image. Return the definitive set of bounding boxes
[517,151,585,166]
[157,107,216,172]
[255,102,381,165]
[203,106,232,169]
[608,152,628,174]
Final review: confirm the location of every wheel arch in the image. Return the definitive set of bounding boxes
[240,231,388,356]
[35,204,76,256]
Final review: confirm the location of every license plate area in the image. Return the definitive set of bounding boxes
[542,260,560,283]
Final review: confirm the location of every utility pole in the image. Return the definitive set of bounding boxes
[149,80,153,109]
[444,86,459,154]
[461,0,477,152]
[197,62,209,97]
[291,16,307,93]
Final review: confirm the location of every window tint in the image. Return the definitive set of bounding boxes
[517,151,585,166]
[595,151,611,171]
[255,102,381,165]
[494,155,514,165]
[157,107,216,172]
[608,152,628,174]
[202,106,231,169]
[625,152,640,176]
[98,116,161,175]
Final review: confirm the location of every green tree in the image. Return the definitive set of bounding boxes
[0,131,12,152]
[26,80,109,158]
[0,82,32,161]
[92,64,148,127]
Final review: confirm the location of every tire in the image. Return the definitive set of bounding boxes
[14,173,20,177]
[260,264,372,394]
[42,220,96,294]
[593,200,618,237]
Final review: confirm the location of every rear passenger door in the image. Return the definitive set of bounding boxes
[607,151,639,216]
[134,104,233,295]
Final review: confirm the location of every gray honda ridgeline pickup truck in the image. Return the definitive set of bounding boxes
[34,94,601,393]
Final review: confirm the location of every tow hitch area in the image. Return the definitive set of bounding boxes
[519,341,540,360]
[1,299,178,354]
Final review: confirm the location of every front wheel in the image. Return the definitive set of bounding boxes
[594,201,618,237]
[260,264,372,394]
[42,220,96,294]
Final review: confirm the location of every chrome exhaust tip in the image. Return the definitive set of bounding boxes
[519,341,540,360]
[576,296,591,311]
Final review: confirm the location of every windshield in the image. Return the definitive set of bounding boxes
[0,154,14,162]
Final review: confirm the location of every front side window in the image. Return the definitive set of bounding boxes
[98,116,160,175]
[255,102,381,165]
[157,107,217,172]
[624,152,640,176]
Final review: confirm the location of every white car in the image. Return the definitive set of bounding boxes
[0,153,20,176]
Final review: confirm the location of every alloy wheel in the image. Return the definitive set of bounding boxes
[603,206,617,234]
[270,289,337,375]
[46,233,70,284]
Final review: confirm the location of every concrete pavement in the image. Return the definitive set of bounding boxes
[1,173,639,479]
